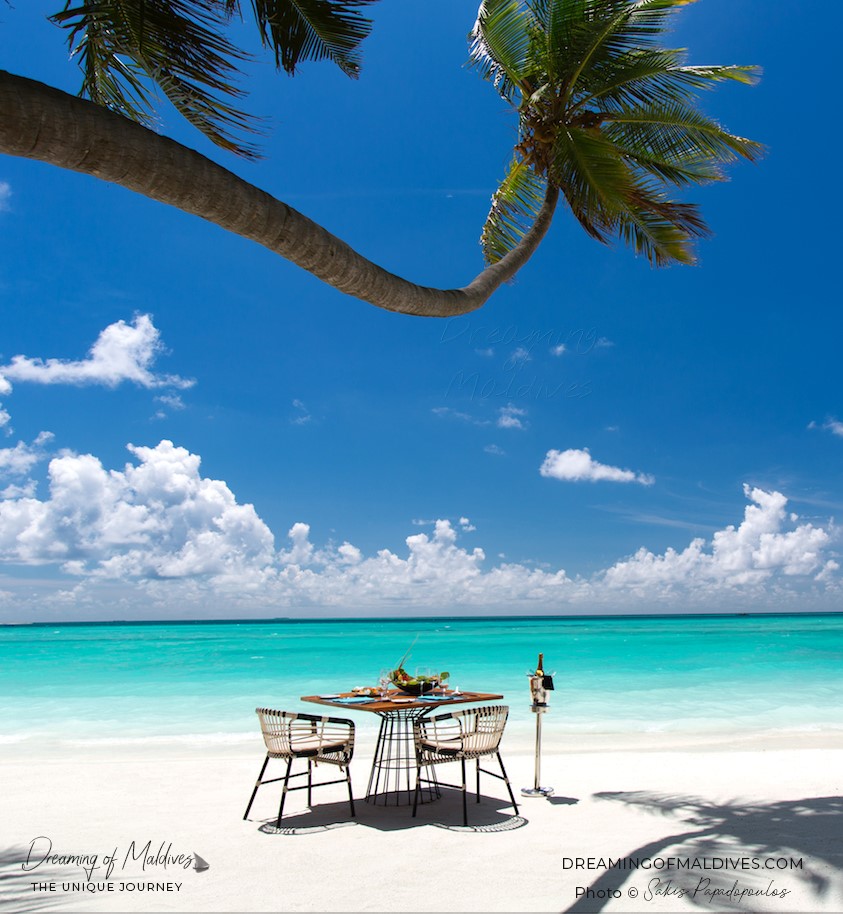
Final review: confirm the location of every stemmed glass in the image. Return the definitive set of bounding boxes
[378,669,391,700]
[417,666,437,695]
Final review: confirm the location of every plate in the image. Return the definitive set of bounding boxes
[319,694,341,699]
[390,697,415,704]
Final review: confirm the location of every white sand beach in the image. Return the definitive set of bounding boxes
[2,733,842,913]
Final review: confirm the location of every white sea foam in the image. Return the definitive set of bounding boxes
[59,731,255,748]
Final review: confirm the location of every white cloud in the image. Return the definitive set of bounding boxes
[0,440,274,579]
[0,432,53,477]
[0,404,10,432]
[819,418,843,437]
[484,444,506,456]
[434,404,528,430]
[0,181,10,212]
[602,485,834,592]
[152,393,188,421]
[0,315,193,392]
[540,448,654,485]
[0,439,837,617]
[155,394,186,411]
[497,404,527,430]
[1,480,37,499]
[291,399,312,425]
[551,344,567,356]
[504,346,532,368]
[432,406,490,426]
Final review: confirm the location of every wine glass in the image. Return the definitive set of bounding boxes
[378,669,391,700]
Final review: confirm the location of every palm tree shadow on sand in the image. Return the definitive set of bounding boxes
[563,793,843,913]
[0,847,69,912]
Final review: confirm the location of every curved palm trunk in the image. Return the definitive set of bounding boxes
[0,71,558,317]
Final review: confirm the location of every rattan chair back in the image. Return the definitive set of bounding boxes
[411,704,518,825]
[244,708,356,826]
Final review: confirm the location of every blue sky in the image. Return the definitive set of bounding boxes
[1,1,841,621]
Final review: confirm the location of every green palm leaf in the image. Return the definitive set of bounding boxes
[53,0,261,157]
[616,198,706,266]
[558,0,701,102]
[469,0,538,104]
[551,125,636,241]
[481,156,549,264]
[606,103,764,165]
[576,54,761,112]
[51,0,376,156]
[233,0,376,77]
[553,125,712,264]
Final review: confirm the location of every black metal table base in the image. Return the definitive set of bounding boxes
[365,708,440,806]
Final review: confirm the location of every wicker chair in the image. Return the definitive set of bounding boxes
[412,704,518,825]
[243,709,356,826]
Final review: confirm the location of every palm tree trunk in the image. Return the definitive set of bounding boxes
[0,70,558,317]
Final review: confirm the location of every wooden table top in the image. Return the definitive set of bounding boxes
[301,690,504,714]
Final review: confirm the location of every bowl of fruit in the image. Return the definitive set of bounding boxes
[389,667,448,696]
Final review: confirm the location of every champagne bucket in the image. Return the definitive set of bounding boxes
[522,654,554,797]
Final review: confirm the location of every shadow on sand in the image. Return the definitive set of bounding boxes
[562,792,843,913]
[1,847,70,913]
[247,785,528,836]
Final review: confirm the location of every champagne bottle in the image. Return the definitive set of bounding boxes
[536,653,544,676]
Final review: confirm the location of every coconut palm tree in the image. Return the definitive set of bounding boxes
[0,0,761,317]
[473,0,763,269]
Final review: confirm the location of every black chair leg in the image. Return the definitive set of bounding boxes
[243,754,270,820]
[412,763,421,818]
[461,757,468,826]
[345,764,356,817]
[307,760,313,807]
[497,751,519,816]
[276,757,293,827]
[476,758,481,803]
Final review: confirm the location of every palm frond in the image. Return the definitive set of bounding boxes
[606,102,764,165]
[70,10,154,123]
[557,0,700,101]
[481,156,548,264]
[613,140,723,186]
[551,125,636,240]
[679,64,761,87]
[553,125,713,264]
[52,0,261,157]
[575,50,761,111]
[539,0,625,85]
[233,0,376,77]
[470,0,538,104]
[616,190,709,265]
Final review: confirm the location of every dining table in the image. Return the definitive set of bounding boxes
[301,689,504,806]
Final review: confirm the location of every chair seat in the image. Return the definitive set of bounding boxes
[269,738,349,759]
[420,732,495,757]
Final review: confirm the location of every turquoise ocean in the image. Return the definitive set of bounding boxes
[2,613,843,754]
